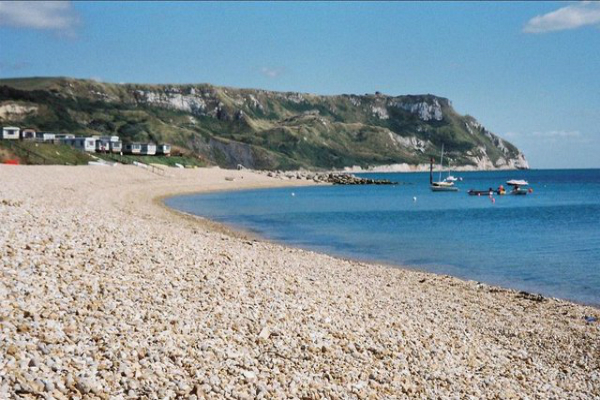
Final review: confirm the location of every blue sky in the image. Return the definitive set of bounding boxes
[1,1,599,168]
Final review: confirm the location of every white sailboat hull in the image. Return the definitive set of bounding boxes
[431,184,459,192]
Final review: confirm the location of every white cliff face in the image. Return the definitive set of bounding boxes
[134,90,208,115]
[465,120,482,135]
[282,93,305,104]
[464,118,529,169]
[90,90,119,102]
[0,103,38,120]
[387,132,428,153]
[394,99,443,121]
[371,105,389,120]
[465,144,529,170]
[467,146,496,170]
[349,96,361,107]
[486,132,529,169]
[247,95,264,112]
[505,152,529,169]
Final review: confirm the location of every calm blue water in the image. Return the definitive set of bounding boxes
[165,169,600,306]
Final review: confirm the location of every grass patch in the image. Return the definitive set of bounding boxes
[0,140,94,165]
[96,153,206,167]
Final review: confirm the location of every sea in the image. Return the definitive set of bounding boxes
[165,169,600,306]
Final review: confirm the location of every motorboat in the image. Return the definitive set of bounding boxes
[511,187,529,195]
[507,179,528,186]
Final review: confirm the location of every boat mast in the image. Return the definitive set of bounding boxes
[429,158,434,184]
[439,143,444,182]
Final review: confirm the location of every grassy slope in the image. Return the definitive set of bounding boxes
[0,140,94,165]
[0,77,524,169]
[95,153,206,168]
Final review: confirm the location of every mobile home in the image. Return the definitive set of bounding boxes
[64,137,97,152]
[109,141,122,153]
[157,144,171,156]
[99,135,120,143]
[95,138,111,152]
[98,136,122,153]
[21,128,36,140]
[54,133,75,142]
[140,143,156,156]
[123,143,142,155]
[35,132,56,142]
[1,127,20,140]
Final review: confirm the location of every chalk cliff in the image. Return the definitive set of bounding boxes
[0,77,528,170]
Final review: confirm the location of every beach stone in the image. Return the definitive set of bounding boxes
[0,165,598,399]
[258,326,270,340]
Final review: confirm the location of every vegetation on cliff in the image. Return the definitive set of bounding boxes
[0,77,528,170]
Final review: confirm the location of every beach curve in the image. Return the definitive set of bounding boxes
[0,165,598,398]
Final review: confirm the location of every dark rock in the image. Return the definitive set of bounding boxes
[326,173,397,185]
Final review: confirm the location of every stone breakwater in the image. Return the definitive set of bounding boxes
[0,165,599,399]
[260,170,397,185]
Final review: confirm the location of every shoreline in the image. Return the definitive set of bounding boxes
[163,189,600,309]
[1,165,598,398]
[340,163,529,173]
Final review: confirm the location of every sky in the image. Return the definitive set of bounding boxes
[0,1,599,168]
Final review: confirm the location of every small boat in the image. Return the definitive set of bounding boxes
[511,187,528,195]
[432,182,459,192]
[430,145,459,192]
[468,189,494,196]
[507,179,528,186]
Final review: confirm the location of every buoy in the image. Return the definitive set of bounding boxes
[528,188,533,193]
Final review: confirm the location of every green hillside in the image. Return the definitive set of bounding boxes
[0,140,94,165]
[0,77,528,170]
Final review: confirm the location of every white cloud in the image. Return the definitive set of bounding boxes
[260,67,285,78]
[524,2,600,33]
[0,1,80,33]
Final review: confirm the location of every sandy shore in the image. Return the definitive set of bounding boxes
[1,165,598,399]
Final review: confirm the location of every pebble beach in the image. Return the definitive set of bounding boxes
[1,165,598,399]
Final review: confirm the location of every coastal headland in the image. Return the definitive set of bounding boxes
[1,165,598,398]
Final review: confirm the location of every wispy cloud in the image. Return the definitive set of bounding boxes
[260,67,285,78]
[531,130,581,137]
[0,61,32,72]
[529,130,590,144]
[0,1,80,34]
[504,130,586,144]
[524,2,600,33]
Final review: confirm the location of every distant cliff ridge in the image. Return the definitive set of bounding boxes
[0,77,528,170]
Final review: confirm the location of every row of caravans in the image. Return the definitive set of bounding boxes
[62,138,170,155]
[122,143,171,156]
[1,127,53,141]
[2,127,85,145]
[1,127,171,156]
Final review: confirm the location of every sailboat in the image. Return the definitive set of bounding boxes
[430,144,459,192]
